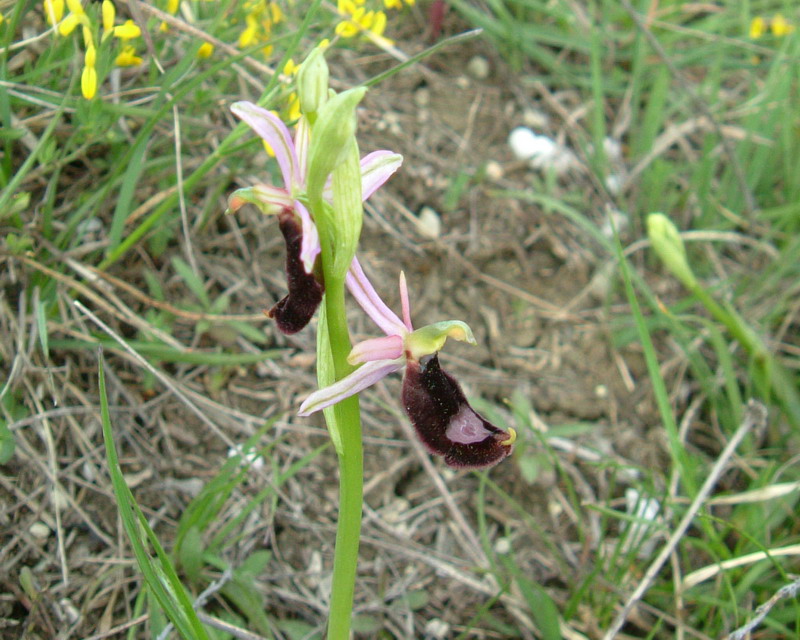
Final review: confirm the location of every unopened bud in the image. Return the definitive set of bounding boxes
[296,46,329,116]
[647,213,697,289]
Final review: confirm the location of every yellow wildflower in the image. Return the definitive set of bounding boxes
[287,93,301,121]
[749,16,765,39]
[238,13,259,47]
[113,19,141,40]
[283,58,299,76]
[771,14,795,37]
[44,0,65,25]
[371,11,387,37]
[116,45,143,66]
[384,0,402,8]
[168,0,180,14]
[81,66,97,99]
[58,12,82,36]
[84,42,96,68]
[102,0,115,35]
[65,0,83,15]
[197,42,214,58]
[269,1,282,23]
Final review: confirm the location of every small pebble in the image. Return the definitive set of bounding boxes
[29,522,50,540]
[415,206,441,239]
[424,618,450,639]
[414,87,430,108]
[509,127,557,162]
[466,55,490,79]
[522,109,549,129]
[494,537,511,554]
[485,160,504,181]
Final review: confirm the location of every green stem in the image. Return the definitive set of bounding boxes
[315,224,363,638]
[688,282,800,428]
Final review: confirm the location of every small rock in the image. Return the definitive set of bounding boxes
[424,618,450,639]
[485,160,504,180]
[415,206,441,239]
[522,109,549,129]
[466,55,490,79]
[494,537,511,554]
[29,522,50,540]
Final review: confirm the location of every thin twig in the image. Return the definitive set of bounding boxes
[602,399,768,640]
[725,575,800,640]
[72,300,238,450]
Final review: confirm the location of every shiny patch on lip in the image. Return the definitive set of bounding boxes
[445,405,493,444]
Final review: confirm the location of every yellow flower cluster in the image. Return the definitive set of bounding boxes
[335,0,414,44]
[238,0,283,57]
[44,0,142,99]
[749,13,796,39]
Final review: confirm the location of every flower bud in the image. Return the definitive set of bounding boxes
[647,213,697,289]
[296,46,329,115]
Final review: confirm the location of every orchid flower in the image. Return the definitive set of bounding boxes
[227,101,402,334]
[299,259,516,468]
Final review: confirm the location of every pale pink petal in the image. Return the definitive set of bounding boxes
[322,150,402,202]
[399,271,412,331]
[359,151,403,200]
[231,101,299,189]
[294,117,311,184]
[295,200,321,273]
[298,359,404,416]
[348,335,404,364]
[346,256,407,336]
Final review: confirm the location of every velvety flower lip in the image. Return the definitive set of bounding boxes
[299,262,517,468]
[228,102,402,335]
[267,210,324,334]
[402,354,514,469]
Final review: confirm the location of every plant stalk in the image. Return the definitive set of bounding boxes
[319,269,363,639]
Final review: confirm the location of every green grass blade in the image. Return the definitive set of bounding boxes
[98,355,211,640]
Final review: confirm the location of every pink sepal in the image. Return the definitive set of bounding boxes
[298,359,404,416]
[348,335,404,365]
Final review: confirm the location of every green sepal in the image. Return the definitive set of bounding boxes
[405,320,476,362]
[225,187,282,216]
[316,301,344,456]
[306,86,367,204]
[330,137,363,279]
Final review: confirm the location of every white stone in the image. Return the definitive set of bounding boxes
[466,55,490,79]
[415,206,441,239]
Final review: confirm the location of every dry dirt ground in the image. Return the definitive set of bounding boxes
[1,21,676,640]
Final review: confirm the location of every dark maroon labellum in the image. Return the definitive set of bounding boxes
[267,210,324,335]
[402,354,514,469]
